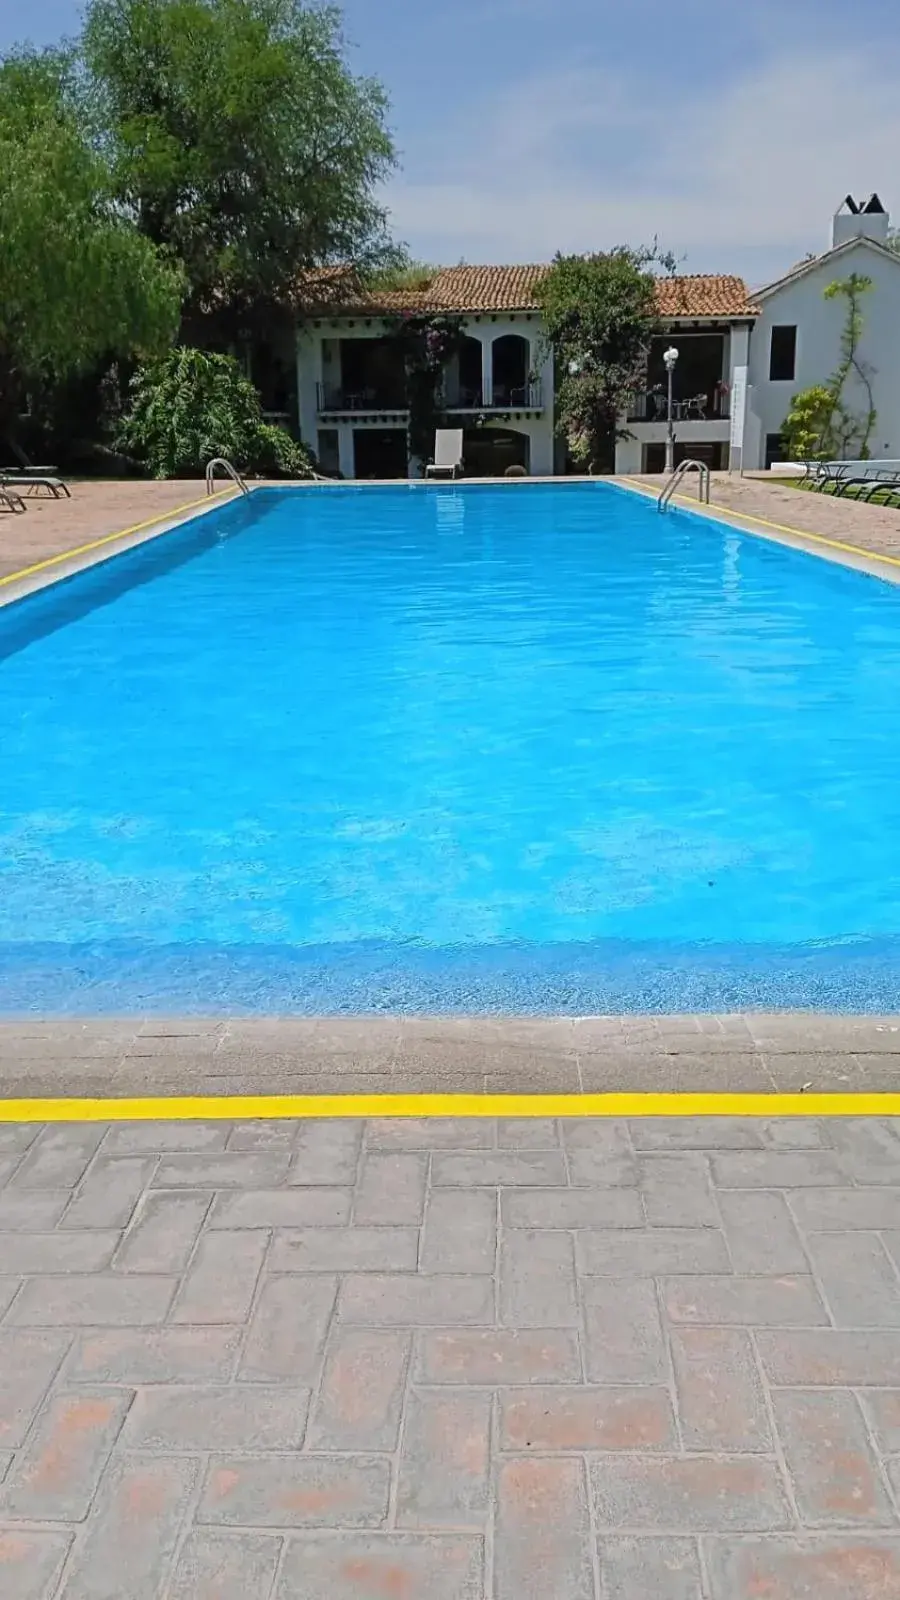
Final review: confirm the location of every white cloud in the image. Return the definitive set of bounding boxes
[384,47,900,283]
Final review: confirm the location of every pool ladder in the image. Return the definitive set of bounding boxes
[206,457,250,496]
[658,458,710,511]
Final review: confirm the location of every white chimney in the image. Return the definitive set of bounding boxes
[832,193,890,249]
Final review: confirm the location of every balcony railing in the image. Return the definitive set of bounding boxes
[627,387,730,423]
[317,379,546,414]
[317,382,407,413]
[440,382,544,411]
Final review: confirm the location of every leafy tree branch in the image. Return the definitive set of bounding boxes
[536,246,673,472]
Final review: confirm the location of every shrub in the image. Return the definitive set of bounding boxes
[118,346,315,478]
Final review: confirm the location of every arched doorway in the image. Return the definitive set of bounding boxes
[457,336,483,407]
[492,335,530,406]
[463,426,530,477]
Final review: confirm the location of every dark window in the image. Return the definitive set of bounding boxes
[643,442,727,474]
[316,429,340,475]
[765,433,786,470]
[353,427,408,479]
[769,325,797,381]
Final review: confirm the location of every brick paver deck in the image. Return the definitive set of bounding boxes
[629,471,900,568]
[3,1113,900,1597]
[0,481,231,585]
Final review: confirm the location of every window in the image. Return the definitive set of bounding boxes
[769,325,797,382]
[765,433,786,470]
[317,429,340,475]
[643,442,727,474]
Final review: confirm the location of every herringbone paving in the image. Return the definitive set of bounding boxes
[3,1115,900,1596]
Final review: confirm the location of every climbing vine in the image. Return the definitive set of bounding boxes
[386,313,466,464]
[783,273,877,460]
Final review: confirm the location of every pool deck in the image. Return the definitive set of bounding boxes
[0,479,239,603]
[6,479,900,1593]
[4,1107,900,1599]
[624,471,900,581]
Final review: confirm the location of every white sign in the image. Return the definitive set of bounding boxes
[730,365,748,451]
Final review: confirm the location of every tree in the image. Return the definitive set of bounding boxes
[117,345,316,475]
[536,248,668,472]
[385,313,465,465]
[81,0,400,333]
[0,48,183,439]
[782,273,876,461]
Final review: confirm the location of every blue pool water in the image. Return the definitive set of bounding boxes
[2,480,900,1013]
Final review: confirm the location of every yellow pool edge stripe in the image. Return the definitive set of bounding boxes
[618,475,900,570]
[0,1091,897,1122]
[0,488,235,591]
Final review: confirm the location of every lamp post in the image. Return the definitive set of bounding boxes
[663,345,679,474]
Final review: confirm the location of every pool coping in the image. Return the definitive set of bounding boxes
[2,1015,900,1100]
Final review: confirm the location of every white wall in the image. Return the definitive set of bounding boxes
[747,240,900,466]
[293,312,555,477]
[614,421,731,475]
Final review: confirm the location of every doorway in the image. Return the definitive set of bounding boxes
[353,429,409,479]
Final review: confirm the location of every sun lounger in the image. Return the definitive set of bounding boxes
[0,480,27,513]
[425,429,464,479]
[4,473,71,498]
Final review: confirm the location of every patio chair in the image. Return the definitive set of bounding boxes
[425,429,464,479]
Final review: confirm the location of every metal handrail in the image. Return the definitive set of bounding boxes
[206,457,250,496]
[658,458,711,511]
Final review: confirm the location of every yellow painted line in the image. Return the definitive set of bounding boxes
[618,475,900,570]
[0,489,234,591]
[0,1092,897,1122]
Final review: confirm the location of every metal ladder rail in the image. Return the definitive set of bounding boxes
[658,458,710,511]
[206,457,250,496]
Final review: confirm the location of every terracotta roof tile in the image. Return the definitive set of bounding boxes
[654,273,758,318]
[296,265,757,320]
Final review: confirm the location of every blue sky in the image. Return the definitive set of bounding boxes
[4,0,898,284]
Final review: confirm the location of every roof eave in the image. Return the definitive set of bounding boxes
[754,234,900,300]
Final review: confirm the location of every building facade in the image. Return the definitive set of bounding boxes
[744,196,900,469]
[284,197,900,478]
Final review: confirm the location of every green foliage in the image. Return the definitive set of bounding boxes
[81,0,399,324]
[536,247,669,471]
[386,314,466,463]
[370,261,436,293]
[117,346,315,476]
[0,47,183,426]
[782,386,836,462]
[782,273,876,461]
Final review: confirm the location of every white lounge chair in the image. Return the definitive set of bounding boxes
[425,429,464,479]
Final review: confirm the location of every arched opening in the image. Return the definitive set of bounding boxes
[492,335,530,406]
[463,426,530,477]
[457,336,483,407]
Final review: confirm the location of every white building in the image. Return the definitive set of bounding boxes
[743,194,900,469]
[269,196,899,478]
[287,266,755,479]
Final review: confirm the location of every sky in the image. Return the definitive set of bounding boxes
[4,0,899,287]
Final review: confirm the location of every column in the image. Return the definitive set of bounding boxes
[728,323,752,473]
[294,327,320,450]
[480,332,493,407]
[337,424,355,480]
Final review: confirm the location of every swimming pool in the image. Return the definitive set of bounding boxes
[2,480,900,1013]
